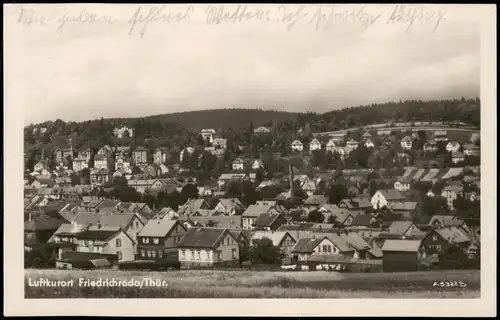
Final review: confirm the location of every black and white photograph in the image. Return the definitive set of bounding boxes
[3,2,496,317]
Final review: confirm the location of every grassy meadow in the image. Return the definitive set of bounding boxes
[25,269,480,298]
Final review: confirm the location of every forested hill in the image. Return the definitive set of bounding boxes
[143,108,301,131]
[25,98,480,150]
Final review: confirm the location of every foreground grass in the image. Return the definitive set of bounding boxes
[25,269,480,298]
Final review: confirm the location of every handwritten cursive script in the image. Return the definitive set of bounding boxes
[277,5,309,31]
[387,4,447,33]
[205,5,271,24]
[309,5,381,32]
[128,5,194,37]
[56,9,115,33]
[17,6,53,26]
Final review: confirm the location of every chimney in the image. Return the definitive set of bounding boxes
[97,221,102,229]
[28,214,32,222]
[289,164,295,203]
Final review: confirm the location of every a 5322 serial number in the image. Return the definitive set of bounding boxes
[432,281,467,288]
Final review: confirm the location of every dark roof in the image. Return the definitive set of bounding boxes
[176,227,229,249]
[291,238,322,253]
[252,213,282,228]
[58,251,118,264]
[351,214,378,228]
[24,214,64,232]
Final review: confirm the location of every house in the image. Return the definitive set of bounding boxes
[89,169,112,186]
[252,212,286,231]
[212,138,227,150]
[382,239,427,272]
[217,173,249,188]
[303,195,328,207]
[127,179,164,194]
[55,142,76,164]
[114,146,131,158]
[291,140,304,152]
[49,222,136,261]
[389,201,419,220]
[24,214,65,248]
[242,202,281,229]
[177,199,210,216]
[446,141,461,153]
[350,214,380,229]
[250,231,296,262]
[187,215,242,229]
[201,128,216,143]
[435,226,472,251]
[214,198,244,216]
[463,144,480,157]
[115,157,132,171]
[326,139,338,153]
[34,159,49,172]
[387,221,420,238]
[113,126,134,138]
[291,235,354,263]
[251,159,264,170]
[72,158,89,172]
[55,251,119,270]
[71,211,146,249]
[434,130,448,142]
[441,185,463,209]
[346,139,359,149]
[393,179,411,192]
[253,126,271,134]
[78,147,92,161]
[371,189,405,209]
[137,219,187,260]
[94,154,109,170]
[153,148,168,165]
[97,145,114,155]
[428,215,469,233]
[364,139,375,148]
[232,158,245,171]
[420,229,449,255]
[400,136,413,150]
[339,233,372,259]
[54,176,72,187]
[309,138,322,151]
[423,140,438,152]
[319,205,357,226]
[451,151,465,164]
[176,228,240,268]
[133,146,149,165]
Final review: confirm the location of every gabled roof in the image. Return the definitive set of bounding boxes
[325,234,354,252]
[303,195,328,206]
[76,228,122,241]
[339,234,370,251]
[138,219,182,238]
[189,215,242,229]
[252,213,283,228]
[73,212,139,230]
[435,227,471,244]
[376,189,405,200]
[176,227,233,249]
[382,239,422,252]
[390,201,418,211]
[242,203,277,217]
[387,221,415,235]
[218,198,244,209]
[351,214,378,227]
[291,238,322,253]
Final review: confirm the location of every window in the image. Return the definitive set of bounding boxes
[116,238,122,247]
[436,245,442,251]
[117,251,122,260]
[54,237,60,243]
[217,251,222,261]
[191,251,195,260]
[231,248,237,259]
[147,250,152,258]
[433,236,438,241]
[197,251,201,260]
[153,238,159,244]
[135,221,140,228]
[143,238,149,244]
[323,245,328,252]
[206,251,211,261]
[181,250,185,259]
[151,250,156,258]
[140,250,145,257]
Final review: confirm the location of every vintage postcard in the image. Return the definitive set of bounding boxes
[3,3,496,317]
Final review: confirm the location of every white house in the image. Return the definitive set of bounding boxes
[114,126,134,139]
[153,148,168,165]
[446,141,461,153]
[346,139,359,149]
[94,154,109,170]
[394,179,411,192]
[252,159,264,170]
[371,189,405,209]
[201,129,216,143]
[72,158,88,172]
[232,158,245,171]
[401,136,413,150]
[291,140,304,152]
[364,139,375,148]
[309,139,322,151]
[115,157,131,171]
[441,185,463,210]
[212,138,227,150]
[326,139,338,153]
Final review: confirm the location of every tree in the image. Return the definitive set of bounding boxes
[79,168,91,185]
[248,238,284,265]
[326,183,349,205]
[308,209,325,223]
[254,169,264,185]
[180,183,198,202]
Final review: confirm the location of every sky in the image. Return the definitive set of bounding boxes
[4,4,483,126]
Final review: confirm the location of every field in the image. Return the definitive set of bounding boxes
[25,269,480,298]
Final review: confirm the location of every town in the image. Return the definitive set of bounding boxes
[23,99,481,273]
